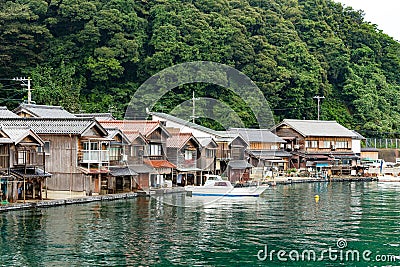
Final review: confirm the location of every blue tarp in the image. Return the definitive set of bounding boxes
[316,163,329,167]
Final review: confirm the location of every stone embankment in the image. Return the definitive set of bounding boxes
[0,192,139,213]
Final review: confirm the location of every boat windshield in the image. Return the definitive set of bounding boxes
[214,181,229,186]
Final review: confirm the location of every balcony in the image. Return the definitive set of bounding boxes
[81,150,109,163]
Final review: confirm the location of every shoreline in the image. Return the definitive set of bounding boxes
[0,192,141,213]
[0,177,381,213]
[271,176,378,185]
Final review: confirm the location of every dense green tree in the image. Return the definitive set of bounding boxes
[1,0,400,136]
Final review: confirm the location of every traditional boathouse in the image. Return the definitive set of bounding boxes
[0,117,111,195]
[272,119,361,175]
[149,112,250,182]
[0,126,50,202]
[98,120,175,188]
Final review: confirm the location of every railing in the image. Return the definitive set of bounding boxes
[81,150,109,163]
[365,138,400,149]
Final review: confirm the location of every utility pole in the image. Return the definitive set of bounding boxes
[13,77,32,104]
[313,95,325,120]
[190,91,199,123]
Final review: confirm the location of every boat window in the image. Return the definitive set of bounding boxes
[214,182,228,186]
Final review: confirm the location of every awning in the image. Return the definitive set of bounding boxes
[177,167,202,172]
[316,163,329,167]
[79,167,109,175]
[305,155,329,160]
[145,160,176,169]
[129,164,155,174]
[265,159,288,163]
[11,168,52,178]
[109,167,138,177]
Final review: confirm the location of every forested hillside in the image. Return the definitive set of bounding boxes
[1,0,400,137]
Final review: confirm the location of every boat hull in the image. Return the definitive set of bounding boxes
[185,185,268,197]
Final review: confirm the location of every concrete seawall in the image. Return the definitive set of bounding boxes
[271,176,378,185]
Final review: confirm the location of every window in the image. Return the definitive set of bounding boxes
[17,151,26,165]
[109,147,121,161]
[305,140,318,148]
[206,149,214,158]
[322,141,331,148]
[38,141,51,154]
[83,142,98,151]
[185,150,193,160]
[336,141,348,149]
[149,144,162,156]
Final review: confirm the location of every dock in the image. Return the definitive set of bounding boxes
[0,192,139,213]
[271,176,378,185]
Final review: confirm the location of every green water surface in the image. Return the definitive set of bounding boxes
[0,182,399,266]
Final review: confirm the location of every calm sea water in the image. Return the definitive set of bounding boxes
[0,182,399,266]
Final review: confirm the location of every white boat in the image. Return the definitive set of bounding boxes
[377,174,400,182]
[185,175,268,197]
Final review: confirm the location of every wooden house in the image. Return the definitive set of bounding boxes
[227,128,289,171]
[165,129,202,186]
[0,118,110,196]
[272,119,359,175]
[149,112,250,183]
[98,120,175,188]
[0,126,50,203]
[197,137,218,179]
[13,103,76,118]
[104,128,150,192]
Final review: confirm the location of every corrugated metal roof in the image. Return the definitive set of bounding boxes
[1,127,31,143]
[197,137,218,147]
[228,160,253,169]
[0,107,19,118]
[227,128,286,143]
[0,118,103,135]
[248,150,292,158]
[109,167,138,176]
[14,104,76,118]
[277,119,358,138]
[128,164,154,173]
[145,159,176,169]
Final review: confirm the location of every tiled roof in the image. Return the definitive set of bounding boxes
[166,132,198,149]
[99,120,170,138]
[122,130,147,143]
[0,106,19,118]
[145,159,176,169]
[0,118,105,135]
[13,104,76,118]
[75,113,115,121]
[274,119,358,138]
[227,128,286,143]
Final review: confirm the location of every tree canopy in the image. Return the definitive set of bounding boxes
[1,0,400,137]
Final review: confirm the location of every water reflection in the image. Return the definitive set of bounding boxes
[0,182,399,266]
